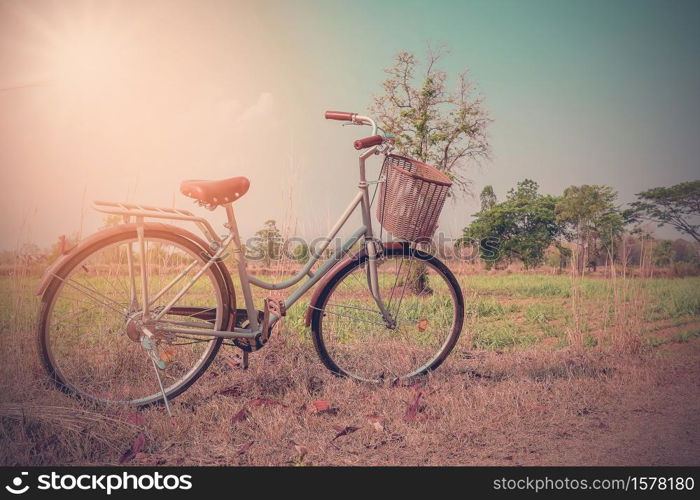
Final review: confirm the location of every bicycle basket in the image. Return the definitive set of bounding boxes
[376,154,452,242]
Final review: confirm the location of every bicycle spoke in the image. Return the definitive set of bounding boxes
[52,274,128,317]
[41,231,226,407]
[313,250,460,382]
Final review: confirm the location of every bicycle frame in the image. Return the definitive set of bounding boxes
[91,143,392,343]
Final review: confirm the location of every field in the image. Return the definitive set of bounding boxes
[1,267,699,466]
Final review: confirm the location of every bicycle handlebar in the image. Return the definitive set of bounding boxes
[324,110,356,121]
[353,135,384,150]
[325,110,380,146]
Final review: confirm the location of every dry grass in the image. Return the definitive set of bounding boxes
[1,262,699,466]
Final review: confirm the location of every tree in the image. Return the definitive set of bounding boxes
[671,238,699,264]
[479,185,497,212]
[292,241,310,264]
[556,185,624,274]
[372,45,491,291]
[652,240,674,267]
[371,46,491,194]
[461,180,562,269]
[629,180,700,243]
[48,232,80,262]
[101,214,122,229]
[249,220,282,267]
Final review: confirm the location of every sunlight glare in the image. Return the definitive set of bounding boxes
[48,25,125,97]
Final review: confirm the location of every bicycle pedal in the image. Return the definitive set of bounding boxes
[266,297,286,317]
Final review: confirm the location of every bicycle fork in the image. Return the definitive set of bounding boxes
[365,240,396,328]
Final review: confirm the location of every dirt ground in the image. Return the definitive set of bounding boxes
[2,320,699,466]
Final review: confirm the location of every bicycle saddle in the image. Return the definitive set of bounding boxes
[180,176,250,206]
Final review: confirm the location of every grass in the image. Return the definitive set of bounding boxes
[1,267,699,466]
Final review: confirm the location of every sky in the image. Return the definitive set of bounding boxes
[1,0,699,250]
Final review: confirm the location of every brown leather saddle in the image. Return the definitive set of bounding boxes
[180,177,250,206]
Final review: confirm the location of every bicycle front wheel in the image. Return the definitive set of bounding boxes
[37,225,231,407]
[310,244,464,383]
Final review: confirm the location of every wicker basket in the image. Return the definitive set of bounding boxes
[376,154,452,242]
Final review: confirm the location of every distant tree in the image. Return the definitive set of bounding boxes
[48,232,80,262]
[479,185,497,212]
[507,178,539,201]
[461,179,562,269]
[671,238,699,264]
[292,241,310,264]
[593,209,626,266]
[652,240,674,267]
[554,241,573,271]
[100,214,123,229]
[556,185,624,274]
[249,220,282,267]
[629,181,700,243]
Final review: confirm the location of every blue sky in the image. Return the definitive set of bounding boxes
[1,0,698,248]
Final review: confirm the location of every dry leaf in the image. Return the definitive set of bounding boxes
[125,412,146,426]
[294,444,308,457]
[224,358,239,369]
[159,348,176,363]
[417,317,429,332]
[309,399,338,415]
[218,386,244,397]
[237,441,254,455]
[365,413,384,430]
[332,425,360,440]
[119,432,146,464]
[231,409,249,423]
[223,354,244,369]
[311,399,330,413]
[404,391,423,421]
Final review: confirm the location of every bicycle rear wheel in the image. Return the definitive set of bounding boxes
[310,245,464,383]
[37,225,231,407]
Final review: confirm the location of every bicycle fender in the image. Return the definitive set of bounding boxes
[35,223,237,329]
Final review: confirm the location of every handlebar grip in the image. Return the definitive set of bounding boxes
[353,135,384,150]
[325,110,356,121]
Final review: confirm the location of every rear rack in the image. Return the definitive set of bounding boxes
[92,200,220,242]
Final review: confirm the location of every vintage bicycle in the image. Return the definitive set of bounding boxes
[35,111,464,411]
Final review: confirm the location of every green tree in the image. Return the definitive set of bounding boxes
[250,220,282,267]
[629,180,700,243]
[479,185,497,212]
[671,238,700,264]
[652,240,674,267]
[462,180,562,269]
[556,185,624,274]
[292,241,310,264]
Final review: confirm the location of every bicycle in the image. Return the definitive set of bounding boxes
[35,111,465,411]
